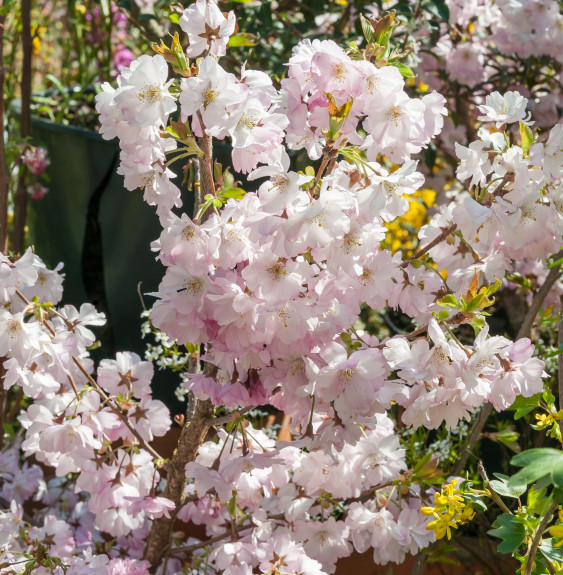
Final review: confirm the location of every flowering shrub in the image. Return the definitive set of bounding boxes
[0,1,562,574]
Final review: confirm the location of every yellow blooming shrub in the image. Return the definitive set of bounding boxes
[421,480,476,540]
[384,188,436,257]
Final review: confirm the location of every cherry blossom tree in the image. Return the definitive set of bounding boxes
[0,1,562,574]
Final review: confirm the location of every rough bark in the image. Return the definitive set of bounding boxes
[143,398,213,571]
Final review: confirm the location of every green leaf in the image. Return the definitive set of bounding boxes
[181,136,204,158]
[412,452,432,475]
[228,33,258,47]
[360,14,376,44]
[549,256,563,269]
[389,62,415,78]
[506,272,533,290]
[45,73,67,95]
[423,0,450,21]
[544,389,556,406]
[219,187,246,201]
[226,493,237,516]
[462,492,487,512]
[494,427,521,453]
[519,122,534,154]
[170,13,179,24]
[509,448,563,488]
[469,315,486,336]
[545,346,563,359]
[509,394,541,420]
[490,473,526,498]
[552,487,563,505]
[527,484,550,516]
[488,513,527,554]
[437,294,459,309]
[539,539,563,563]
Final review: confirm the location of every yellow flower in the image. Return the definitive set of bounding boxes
[423,480,477,540]
[426,512,458,540]
[549,525,563,547]
[384,188,436,257]
[458,507,476,524]
[31,26,45,55]
[535,413,554,429]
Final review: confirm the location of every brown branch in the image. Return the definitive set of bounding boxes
[311,148,332,194]
[144,122,216,570]
[196,111,215,204]
[6,386,23,423]
[167,523,253,558]
[400,224,457,268]
[71,357,164,461]
[16,286,164,460]
[524,501,557,575]
[190,158,202,224]
[0,8,9,253]
[204,406,254,426]
[143,398,213,571]
[374,313,465,349]
[168,512,286,558]
[12,0,32,255]
[454,403,492,476]
[517,250,563,340]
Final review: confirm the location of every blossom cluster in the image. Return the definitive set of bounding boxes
[0,250,436,573]
[0,0,561,574]
[0,251,170,573]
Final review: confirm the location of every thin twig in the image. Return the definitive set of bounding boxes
[311,148,333,194]
[71,357,164,461]
[168,513,285,557]
[400,224,457,268]
[517,250,563,340]
[477,460,512,515]
[454,404,492,476]
[524,502,557,575]
[15,287,160,458]
[204,406,255,426]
